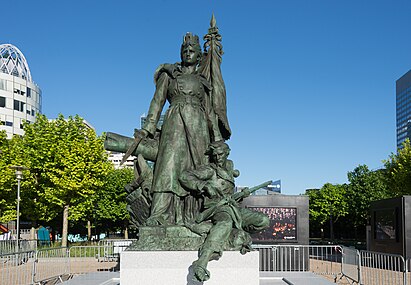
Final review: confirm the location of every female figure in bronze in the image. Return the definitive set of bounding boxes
[143,33,222,226]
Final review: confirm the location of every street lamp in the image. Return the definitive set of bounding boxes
[9,165,29,247]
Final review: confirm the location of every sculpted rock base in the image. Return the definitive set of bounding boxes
[128,226,205,251]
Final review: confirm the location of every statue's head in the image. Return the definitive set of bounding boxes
[180,32,202,66]
[206,141,230,166]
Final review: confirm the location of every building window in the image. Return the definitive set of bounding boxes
[0,96,5,108]
[5,121,13,127]
[0,79,5,90]
[27,87,31,98]
[14,100,24,112]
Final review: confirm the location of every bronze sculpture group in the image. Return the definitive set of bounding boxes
[105,15,269,282]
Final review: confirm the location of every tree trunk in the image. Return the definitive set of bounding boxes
[87,220,92,241]
[62,205,69,247]
[124,227,128,239]
[30,227,36,240]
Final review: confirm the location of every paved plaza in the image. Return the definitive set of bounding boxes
[63,271,335,285]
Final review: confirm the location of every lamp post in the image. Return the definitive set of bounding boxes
[329,202,334,242]
[9,165,28,249]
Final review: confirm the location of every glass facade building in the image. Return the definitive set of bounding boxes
[396,70,411,149]
[0,44,42,138]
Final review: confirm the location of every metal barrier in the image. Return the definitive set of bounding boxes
[308,245,342,279]
[1,242,411,284]
[360,250,406,285]
[0,240,37,255]
[33,247,69,284]
[97,239,136,261]
[272,245,310,271]
[69,245,119,274]
[341,246,361,284]
[0,244,125,284]
[0,250,36,285]
[253,245,274,271]
[252,244,343,280]
[67,245,120,284]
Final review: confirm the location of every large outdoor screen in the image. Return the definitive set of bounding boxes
[248,207,297,241]
[374,208,398,241]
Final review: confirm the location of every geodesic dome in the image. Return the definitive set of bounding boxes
[0,44,32,82]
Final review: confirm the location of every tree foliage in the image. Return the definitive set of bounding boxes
[22,114,113,224]
[0,132,32,223]
[385,139,411,196]
[95,167,134,232]
[307,164,390,239]
[0,114,115,244]
[306,183,348,227]
[0,131,16,222]
[345,165,389,232]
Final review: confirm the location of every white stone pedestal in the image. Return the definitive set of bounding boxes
[120,251,259,285]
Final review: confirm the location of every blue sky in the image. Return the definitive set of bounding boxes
[4,1,411,194]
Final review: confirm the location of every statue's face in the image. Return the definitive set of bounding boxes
[181,45,200,66]
[213,148,229,167]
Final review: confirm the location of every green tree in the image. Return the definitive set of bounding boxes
[0,132,34,225]
[345,165,390,238]
[385,139,411,196]
[95,167,134,237]
[0,131,15,223]
[306,183,348,239]
[22,114,112,246]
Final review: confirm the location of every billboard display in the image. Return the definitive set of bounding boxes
[374,208,398,241]
[248,207,297,241]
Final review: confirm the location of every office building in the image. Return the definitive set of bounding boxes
[107,152,135,169]
[0,44,42,138]
[396,69,411,149]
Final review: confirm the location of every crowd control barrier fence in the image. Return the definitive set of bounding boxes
[252,244,343,281]
[1,241,411,284]
[341,246,361,284]
[0,250,36,285]
[0,240,37,255]
[359,250,406,285]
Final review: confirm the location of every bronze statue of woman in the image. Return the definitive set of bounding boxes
[142,32,226,226]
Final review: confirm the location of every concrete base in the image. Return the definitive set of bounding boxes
[120,251,259,285]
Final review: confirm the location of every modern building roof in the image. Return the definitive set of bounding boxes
[0,44,32,82]
[0,43,41,138]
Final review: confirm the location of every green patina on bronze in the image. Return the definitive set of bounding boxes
[104,15,270,282]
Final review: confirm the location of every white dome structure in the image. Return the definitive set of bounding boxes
[0,44,42,138]
[0,44,32,82]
